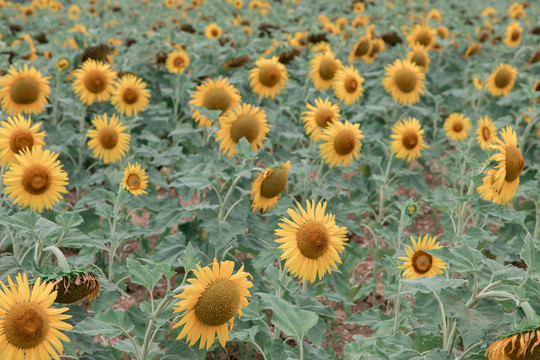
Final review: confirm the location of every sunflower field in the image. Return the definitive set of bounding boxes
[0,0,539,359]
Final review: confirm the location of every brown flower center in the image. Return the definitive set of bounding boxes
[260,166,288,198]
[505,145,524,182]
[203,88,231,114]
[4,302,50,349]
[296,221,329,259]
[211,29,219,37]
[494,69,512,89]
[354,39,371,57]
[411,250,433,274]
[122,87,139,104]
[230,115,260,143]
[127,174,140,189]
[318,57,338,81]
[401,130,418,150]
[258,64,281,87]
[194,280,240,326]
[9,130,35,154]
[411,52,427,68]
[315,108,335,128]
[173,57,184,67]
[84,70,107,94]
[22,165,51,195]
[10,77,40,105]
[415,30,432,47]
[481,127,491,141]
[98,128,119,149]
[344,76,358,93]
[394,68,417,93]
[452,121,463,132]
[334,129,356,155]
[510,29,520,41]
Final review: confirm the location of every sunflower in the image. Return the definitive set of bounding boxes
[0,273,73,360]
[485,328,540,360]
[0,114,46,167]
[476,116,497,149]
[215,103,270,157]
[398,235,447,279]
[109,74,150,117]
[166,50,190,74]
[275,200,348,283]
[382,59,426,106]
[87,113,131,164]
[189,77,241,128]
[56,58,70,72]
[364,38,385,64]
[485,64,518,97]
[504,22,522,48]
[172,258,253,350]
[444,113,471,141]
[473,77,483,90]
[72,59,117,105]
[332,66,365,105]
[407,44,430,72]
[319,120,363,168]
[348,35,372,64]
[122,162,149,195]
[406,24,436,49]
[309,51,342,90]
[250,161,291,213]
[2,147,68,212]
[205,23,222,39]
[302,97,341,141]
[0,64,50,115]
[390,117,429,162]
[462,42,482,58]
[477,168,503,204]
[48,270,100,304]
[249,56,289,99]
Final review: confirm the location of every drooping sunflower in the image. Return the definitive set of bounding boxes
[0,273,73,360]
[110,74,150,117]
[476,116,497,149]
[398,235,447,279]
[485,327,540,360]
[477,168,503,204]
[215,103,270,157]
[250,161,291,213]
[205,23,222,39]
[406,44,430,72]
[406,24,437,49]
[485,63,518,97]
[504,21,522,48]
[363,38,385,64]
[462,42,482,58]
[348,35,372,64]
[72,59,117,105]
[302,97,341,141]
[2,147,68,212]
[436,26,450,39]
[309,51,342,90]
[275,200,348,283]
[172,258,253,350]
[166,50,190,74]
[319,120,364,168]
[0,114,46,167]
[444,113,471,141]
[0,64,50,115]
[490,126,524,204]
[332,66,365,105]
[249,56,289,99]
[46,269,100,304]
[122,162,149,196]
[87,113,131,164]
[390,117,429,162]
[382,59,426,106]
[189,77,241,128]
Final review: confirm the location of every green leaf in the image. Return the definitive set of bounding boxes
[520,234,539,274]
[2,211,40,231]
[401,277,468,295]
[127,258,163,290]
[235,137,257,160]
[270,339,299,360]
[162,340,198,360]
[228,325,260,342]
[72,309,134,338]
[427,245,484,273]
[193,106,221,123]
[178,242,199,272]
[55,211,84,232]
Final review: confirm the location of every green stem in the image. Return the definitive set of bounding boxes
[432,291,447,349]
[108,183,124,281]
[251,341,267,360]
[219,175,242,221]
[377,154,393,223]
[393,280,403,334]
[76,105,87,201]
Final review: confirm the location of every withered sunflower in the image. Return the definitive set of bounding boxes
[332,66,365,105]
[309,51,342,90]
[47,270,100,304]
[122,162,149,196]
[398,235,447,279]
[382,59,426,106]
[87,113,131,164]
[490,126,524,204]
[72,59,117,105]
[476,116,497,150]
[406,24,437,49]
[249,56,289,99]
[189,77,241,128]
[0,64,50,115]
[205,23,222,39]
[485,63,518,97]
[485,327,540,360]
[110,74,150,117]
[250,161,291,213]
[0,114,46,167]
[302,97,341,141]
[348,35,372,64]
[444,113,471,141]
[390,117,429,162]
[407,44,430,72]
[504,21,522,48]
[319,120,363,168]
[166,50,190,74]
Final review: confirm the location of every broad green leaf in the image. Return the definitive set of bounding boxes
[72,309,134,338]
[178,242,199,272]
[235,137,257,161]
[270,339,299,360]
[427,245,484,273]
[401,277,468,295]
[127,258,163,290]
[228,325,260,342]
[55,211,84,232]
[1,211,40,231]
[162,340,198,360]
[520,234,539,274]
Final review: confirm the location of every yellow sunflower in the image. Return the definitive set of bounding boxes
[0,114,46,167]
[110,74,150,117]
[205,23,222,39]
[56,58,71,72]
[348,35,372,64]
[406,24,437,49]
[473,77,483,90]
[72,59,117,105]
[406,44,430,72]
[490,126,524,204]
[319,120,364,168]
[390,117,429,162]
[0,64,50,115]
[485,63,518,97]
[166,50,190,74]
[436,26,450,39]
[0,273,73,360]
[275,200,348,282]
[87,113,131,164]
[504,21,522,48]
[215,103,270,157]
[309,51,343,90]
[302,97,341,141]
[443,113,471,141]
[398,235,447,279]
[476,116,497,150]
[462,42,482,58]
[189,77,241,128]
[364,38,385,64]
[122,162,149,196]
[332,66,365,105]
[382,59,426,106]
[250,161,291,213]
[2,147,68,212]
[485,328,540,360]
[172,258,253,350]
[249,56,289,99]
[477,168,503,204]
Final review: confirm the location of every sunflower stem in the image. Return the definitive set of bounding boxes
[393,280,403,335]
[455,341,483,360]
[219,174,242,221]
[432,291,447,349]
[52,73,61,126]
[108,183,124,281]
[520,111,539,155]
[76,105,88,201]
[251,340,267,360]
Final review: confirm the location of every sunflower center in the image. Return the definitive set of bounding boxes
[354,39,371,57]
[334,130,356,155]
[344,77,358,93]
[394,68,417,93]
[505,145,524,182]
[415,31,432,47]
[98,128,119,149]
[173,57,184,67]
[203,88,231,114]
[494,69,512,89]
[411,250,433,274]
[319,57,338,81]
[452,121,463,132]
[194,280,240,326]
[127,174,141,189]
[4,302,50,349]
[296,221,329,259]
[411,52,427,68]
[9,130,35,154]
[401,130,418,150]
[230,115,260,143]
[258,65,281,87]
[84,70,107,94]
[211,29,218,37]
[315,108,334,128]
[481,127,491,141]
[22,165,51,195]
[510,30,520,41]
[122,87,139,105]
[10,78,40,105]
[260,167,288,198]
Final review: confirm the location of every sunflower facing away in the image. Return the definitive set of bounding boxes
[382,59,426,106]
[72,59,117,105]
[407,44,430,72]
[0,273,73,360]
[319,120,364,168]
[205,23,222,39]
[302,97,341,141]
[275,200,348,283]
[332,66,365,105]
[2,147,68,212]
[110,74,150,116]
[0,114,46,166]
[485,63,518,97]
[0,64,50,115]
[390,117,429,162]
[46,270,100,304]
[216,103,270,157]
[477,168,504,205]
[476,116,497,149]
[485,327,540,360]
[250,161,291,213]
[504,21,522,48]
[309,51,343,90]
[172,258,253,350]
[87,113,131,164]
[249,56,289,98]
[122,162,149,195]
[444,113,471,141]
[406,24,437,49]
[348,35,372,64]
[189,77,241,128]
[166,50,190,74]
[398,235,447,279]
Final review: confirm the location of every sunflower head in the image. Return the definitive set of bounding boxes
[72,59,117,105]
[444,113,471,141]
[504,21,522,48]
[122,162,149,195]
[332,66,365,105]
[205,23,222,39]
[486,327,540,360]
[348,35,372,64]
[407,24,436,49]
[476,116,497,150]
[0,114,46,167]
[398,235,447,279]
[189,77,241,128]
[390,117,429,162]
[56,57,71,72]
[302,97,341,141]
[319,120,364,168]
[486,63,518,97]
[382,59,426,106]
[407,44,430,72]
[462,42,482,58]
[42,269,100,304]
[250,161,291,213]
[110,74,151,117]
[0,64,51,115]
[249,56,289,99]
[166,50,190,74]
[309,51,342,90]
[87,113,131,164]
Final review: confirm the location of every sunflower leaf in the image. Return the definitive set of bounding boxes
[127,258,163,291]
[178,242,199,273]
[520,234,540,274]
[426,245,484,273]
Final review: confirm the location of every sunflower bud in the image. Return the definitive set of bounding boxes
[405,200,419,217]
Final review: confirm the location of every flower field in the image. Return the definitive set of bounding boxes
[0,0,539,359]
